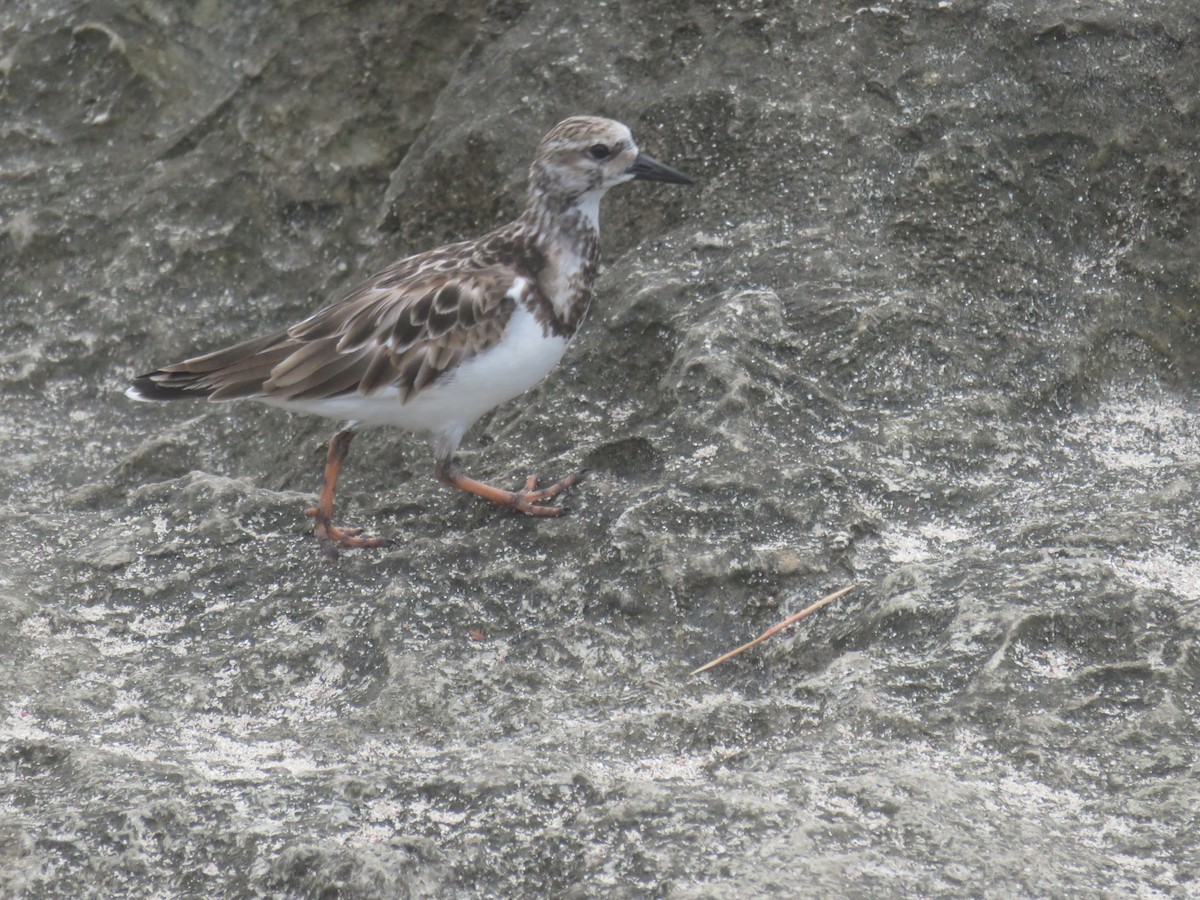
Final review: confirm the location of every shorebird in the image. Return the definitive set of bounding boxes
[127,116,694,558]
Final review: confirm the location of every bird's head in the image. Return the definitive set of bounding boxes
[528,116,694,206]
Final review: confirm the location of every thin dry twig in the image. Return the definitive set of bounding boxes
[690,585,856,676]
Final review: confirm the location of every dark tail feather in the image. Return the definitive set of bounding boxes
[125,330,292,403]
[126,371,214,401]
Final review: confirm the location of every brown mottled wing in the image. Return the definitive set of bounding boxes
[265,260,519,403]
[133,236,523,404]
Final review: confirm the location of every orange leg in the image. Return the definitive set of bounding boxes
[306,429,392,559]
[434,460,585,517]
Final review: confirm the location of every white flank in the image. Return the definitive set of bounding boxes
[263,301,569,439]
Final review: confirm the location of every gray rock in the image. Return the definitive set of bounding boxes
[2,0,1197,896]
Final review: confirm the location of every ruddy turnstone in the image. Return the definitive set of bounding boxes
[127,116,694,558]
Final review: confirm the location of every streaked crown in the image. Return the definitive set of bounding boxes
[528,116,642,201]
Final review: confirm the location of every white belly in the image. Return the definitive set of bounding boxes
[263,304,570,443]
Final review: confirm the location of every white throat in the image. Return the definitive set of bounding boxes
[572,189,603,232]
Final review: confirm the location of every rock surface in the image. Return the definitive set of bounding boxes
[2,0,1198,895]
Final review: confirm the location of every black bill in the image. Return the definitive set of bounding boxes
[628,152,695,185]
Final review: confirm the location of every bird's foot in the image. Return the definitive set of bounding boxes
[499,471,587,516]
[306,506,394,560]
[436,463,587,517]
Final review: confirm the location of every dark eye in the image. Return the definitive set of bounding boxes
[587,143,610,160]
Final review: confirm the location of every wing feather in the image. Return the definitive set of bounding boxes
[132,230,530,406]
[283,260,522,402]
[286,353,372,401]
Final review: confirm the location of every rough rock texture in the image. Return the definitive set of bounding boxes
[3,0,1198,896]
